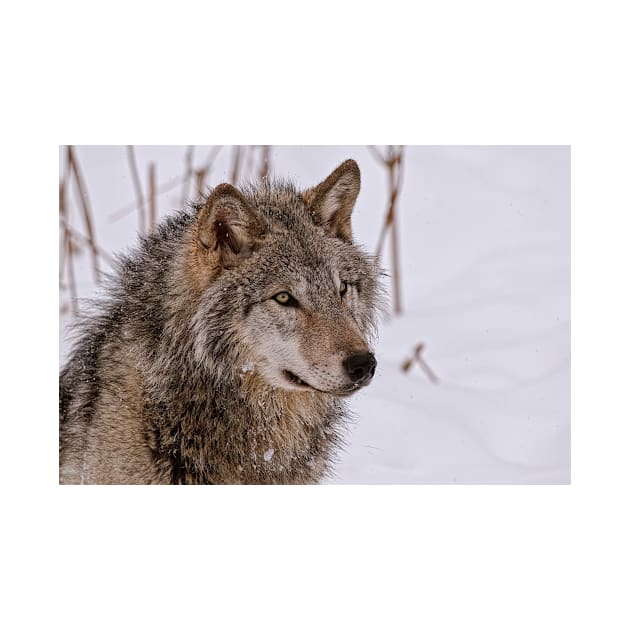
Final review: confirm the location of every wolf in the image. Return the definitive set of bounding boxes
[59,159,382,484]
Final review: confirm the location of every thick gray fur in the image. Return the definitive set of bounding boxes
[59,159,383,484]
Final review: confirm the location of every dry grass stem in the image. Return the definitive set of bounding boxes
[230,146,242,184]
[59,178,79,316]
[148,162,157,231]
[180,145,194,208]
[401,343,439,384]
[68,146,101,285]
[59,180,68,281]
[370,145,405,314]
[194,168,208,199]
[126,145,146,235]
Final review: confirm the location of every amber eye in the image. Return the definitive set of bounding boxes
[339,281,348,298]
[274,292,298,307]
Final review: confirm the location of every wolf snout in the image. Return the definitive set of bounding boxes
[343,351,377,385]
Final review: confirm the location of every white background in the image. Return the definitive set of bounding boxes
[3,1,630,629]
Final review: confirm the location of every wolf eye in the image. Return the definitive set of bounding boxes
[339,281,348,298]
[273,292,298,307]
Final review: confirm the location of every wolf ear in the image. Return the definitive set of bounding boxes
[196,184,262,267]
[302,159,361,242]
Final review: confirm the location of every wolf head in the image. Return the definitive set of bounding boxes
[189,160,382,398]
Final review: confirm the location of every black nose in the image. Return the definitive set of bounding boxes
[343,352,377,384]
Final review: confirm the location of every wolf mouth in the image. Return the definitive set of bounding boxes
[283,370,313,389]
[282,370,364,397]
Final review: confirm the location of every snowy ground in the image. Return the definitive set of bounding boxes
[59,145,570,484]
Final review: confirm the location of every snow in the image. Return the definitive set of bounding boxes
[59,145,570,484]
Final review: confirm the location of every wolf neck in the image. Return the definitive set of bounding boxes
[147,358,346,484]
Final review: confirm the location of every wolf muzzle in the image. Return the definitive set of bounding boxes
[343,352,377,385]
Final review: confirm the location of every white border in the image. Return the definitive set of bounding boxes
[3,1,630,628]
